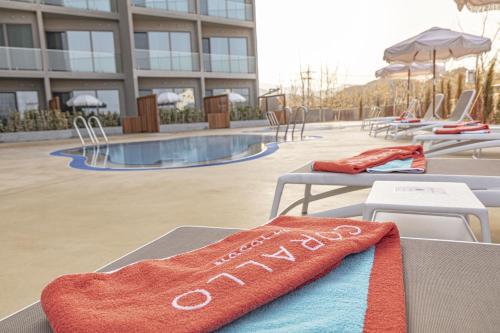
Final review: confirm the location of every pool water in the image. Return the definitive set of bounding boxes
[52,135,279,171]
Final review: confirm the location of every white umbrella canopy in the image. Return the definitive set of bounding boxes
[157,91,182,106]
[383,27,491,64]
[227,92,247,103]
[375,63,444,79]
[66,94,104,108]
[455,0,500,12]
[384,27,491,116]
[376,63,445,107]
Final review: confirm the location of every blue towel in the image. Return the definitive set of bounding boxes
[217,247,376,333]
[366,158,425,174]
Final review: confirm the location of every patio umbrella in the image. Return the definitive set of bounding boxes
[66,94,105,113]
[227,92,247,103]
[375,63,445,107]
[455,0,500,11]
[384,27,491,116]
[157,91,182,106]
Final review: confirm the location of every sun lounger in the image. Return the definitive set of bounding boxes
[270,158,500,225]
[413,129,500,158]
[370,95,443,137]
[1,226,499,333]
[385,90,475,139]
[366,100,419,135]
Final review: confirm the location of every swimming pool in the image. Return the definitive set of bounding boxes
[52,135,279,171]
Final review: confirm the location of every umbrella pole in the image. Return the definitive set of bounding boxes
[432,49,436,117]
[407,68,411,109]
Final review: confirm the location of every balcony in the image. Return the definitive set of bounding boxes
[203,54,255,74]
[131,0,195,14]
[47,49,120,73]
[0,46,43,71]
[135,49,200,72]
[41,0,116,12]
[201,0,253,21]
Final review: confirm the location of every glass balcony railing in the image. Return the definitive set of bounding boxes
[131,0,195,14]
[203,54,255,74]
[135,49,200,72]
[47,49,120,73]
[201,0,253,21]
[9,0,117,12]
[0,46,43,71]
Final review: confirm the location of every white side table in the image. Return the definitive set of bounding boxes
[363,181,491,243]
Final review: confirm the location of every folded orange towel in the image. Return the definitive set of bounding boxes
[435,124,490,134]
[313,145,425,174]
[41,217,406,333]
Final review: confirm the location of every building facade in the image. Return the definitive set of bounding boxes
[0,0,258,118]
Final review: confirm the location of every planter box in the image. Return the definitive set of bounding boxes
[0,120,269,143]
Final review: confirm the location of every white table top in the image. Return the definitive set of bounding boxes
[366,181,485,210]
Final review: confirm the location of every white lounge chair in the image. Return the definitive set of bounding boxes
[270,158,500,242]
[361,107,384,130]
[413,127,500,157]
[371,95,443,137]
[368,100,420,136]
[386,90,475,140]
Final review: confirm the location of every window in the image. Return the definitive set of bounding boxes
[2,24,33,48]
[145,87,196,109]
[134,31,192,71]
[46,31,116,72]
[205,88,249,105]
[16,91,39,113]
[203,37,248,73]
[202,0,252,20]
[0,93,16,118]
[67,89,120,114]
[0,91,39,117]
[0,25,5,46]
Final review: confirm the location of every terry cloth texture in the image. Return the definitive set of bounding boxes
[366,156,426,174]
[41,217,406,333]
[435,124,490,134]
[312,145,424,174]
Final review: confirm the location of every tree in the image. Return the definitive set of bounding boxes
[482,58,497,123]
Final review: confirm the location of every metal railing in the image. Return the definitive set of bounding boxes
[131,0,195,13]
[201,0,253,21]
[291,106,308,140]
[0,46,43,71]
[43,0,116,12]
[47,49,120,73]
[135,49,199,71]
[6,0,116,12]
[73,115,108,146]
[203,54,256,74]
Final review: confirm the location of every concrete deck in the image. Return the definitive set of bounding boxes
[1,122,499,318]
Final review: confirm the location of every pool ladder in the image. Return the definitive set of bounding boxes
[73,116,109,147]
[271,106,308,142]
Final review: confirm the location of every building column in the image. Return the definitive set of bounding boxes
[36,10,51,107]
[117,1,139,117]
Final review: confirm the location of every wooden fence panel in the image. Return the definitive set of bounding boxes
[137,94,160,133]
[204,95,230,129]
[48,96,61,111]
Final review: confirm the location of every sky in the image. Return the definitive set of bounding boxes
[255,0,500,90]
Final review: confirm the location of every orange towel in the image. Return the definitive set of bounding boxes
[41,217,406,333]
[313,145,424,174]
[435,124,490,134]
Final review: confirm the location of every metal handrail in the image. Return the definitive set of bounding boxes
[73,116,97,146]
[88,116,109,144]
[291,106,308,140]
[282,107,293,141]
